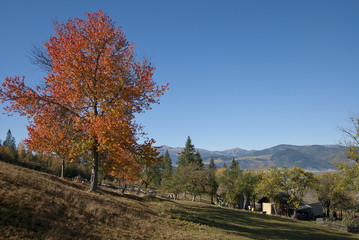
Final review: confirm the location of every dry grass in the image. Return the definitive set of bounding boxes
[0,161,358,240]
[0,161,248,240]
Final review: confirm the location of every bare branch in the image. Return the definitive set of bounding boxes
[28,44,53,72]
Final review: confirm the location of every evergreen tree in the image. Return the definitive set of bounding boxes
[222,162,228,168]
[177,136,196,168]
[162,149,172,178]
[230,158,239,170]
[3,129,16,152]
[194,150,204,169]
[208,158,216,169]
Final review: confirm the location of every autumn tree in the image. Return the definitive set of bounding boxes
[26,108,80,178]
[236,170,260,210]
[339,116,359,191]
[217,161,242,208]
[281,167,315,218]
[256,166,314,217]
[135,145,163,194]
[255,166,286,215]
[0,11,167,191]
[315,172,342,217]
[315,171,358,218]
[341,116,359,163]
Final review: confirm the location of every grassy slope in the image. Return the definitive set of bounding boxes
[0,161,358,240]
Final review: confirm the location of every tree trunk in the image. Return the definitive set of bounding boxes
[61,158,65,179]
[192,194,196,201]
[137,180,144,195]
[121,183,127,194]
[326,203,330,218]
[292,209,297,219]
[243,195,248,210]
[210,195,214,204]
[182,192,187,200]
[90,138,99,192]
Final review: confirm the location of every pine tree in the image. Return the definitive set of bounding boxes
[194,150,204,169]
[162,149,172,178]
[177,136,196,168]
[230,158,239,170]
[209,158,216,169]
[3,129,16,152]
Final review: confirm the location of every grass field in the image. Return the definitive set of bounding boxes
[0,161,358,240]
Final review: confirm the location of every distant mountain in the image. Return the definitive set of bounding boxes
[158,144,347,171]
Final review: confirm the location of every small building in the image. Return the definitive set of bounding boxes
[257,197,275,214]
[257,197,270,211]
[262,202,276,215]
[297,203,324,220]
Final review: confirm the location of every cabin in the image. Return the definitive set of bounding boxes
[257,197,275,214]
[297,203,324,220]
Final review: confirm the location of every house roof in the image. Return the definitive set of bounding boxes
[257,197,270,203]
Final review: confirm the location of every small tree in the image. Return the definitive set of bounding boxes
[281,167,315,218]
[3,129,16,153]
[230,158,239,170]
[162,149,172,179]
[236,170,259,210]
[217,163,242,208]
[205,167,219,204]
[341,116,359,163]
[177,136,196,168]
[208,158,216,169]
[255,166,284,215]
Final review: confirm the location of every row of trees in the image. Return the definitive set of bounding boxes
[142,136,358,219]
[0,129,92,179]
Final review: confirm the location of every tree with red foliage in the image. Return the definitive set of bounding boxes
[0,10,168,191]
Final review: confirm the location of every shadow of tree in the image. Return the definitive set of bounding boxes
[169,205,358,240]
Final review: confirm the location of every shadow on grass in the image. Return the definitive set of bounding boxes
[97,186,175,204]
[170,204,359,240]
[0,199,99,240]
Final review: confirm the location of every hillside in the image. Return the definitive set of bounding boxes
[160,144,347,170]
[1,161,358,240]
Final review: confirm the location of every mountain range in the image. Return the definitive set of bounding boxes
[158,144,348,171]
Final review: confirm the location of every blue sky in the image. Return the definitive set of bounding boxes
[0,0,358,150]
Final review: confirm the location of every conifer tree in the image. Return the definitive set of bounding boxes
[194,150,204,169]
[177,136,196,168]
[230,158,239,170]
[209,158,216,169]
[162,149,172,178]
[3,129,16,152]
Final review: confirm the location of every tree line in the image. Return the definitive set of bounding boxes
[0,129,91,179]
[146,136,358,220]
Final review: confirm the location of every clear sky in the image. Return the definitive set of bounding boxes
[0,0,358,151]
